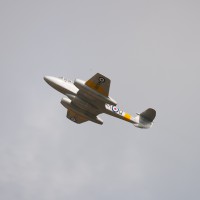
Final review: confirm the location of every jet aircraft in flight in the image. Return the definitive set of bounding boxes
[44,73,156,128]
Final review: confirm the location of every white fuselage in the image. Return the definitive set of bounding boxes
[44,76,78,95]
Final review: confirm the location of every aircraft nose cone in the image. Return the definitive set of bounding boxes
[44,76,53,84]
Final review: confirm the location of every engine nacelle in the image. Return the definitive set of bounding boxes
[60,97,103,125]
[74,79,117,106]
[60,97,72,109]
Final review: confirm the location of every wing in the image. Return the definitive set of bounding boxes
[85,73,110,97]
[67,109,88,124]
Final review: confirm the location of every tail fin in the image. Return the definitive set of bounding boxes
[139,108,156,122]
[133,108,156,129]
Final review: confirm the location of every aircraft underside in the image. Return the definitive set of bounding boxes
[44,73,156,128]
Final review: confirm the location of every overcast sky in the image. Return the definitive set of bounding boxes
[0,0,200,199]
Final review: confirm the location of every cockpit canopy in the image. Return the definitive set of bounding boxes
[58,77,73,83]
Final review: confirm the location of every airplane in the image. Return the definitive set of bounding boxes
[44,73,156,128]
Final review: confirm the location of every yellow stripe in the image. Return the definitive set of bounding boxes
[85,80,107,96]
[124,113,132,121]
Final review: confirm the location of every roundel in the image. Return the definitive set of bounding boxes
[112,106,119,112]
[98,77,105,83]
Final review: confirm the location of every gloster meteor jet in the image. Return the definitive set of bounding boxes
[44,73,156,128]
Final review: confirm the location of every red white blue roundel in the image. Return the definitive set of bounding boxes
[112,106,119,112]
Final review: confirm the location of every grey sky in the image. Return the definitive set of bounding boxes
[0,0,200,199]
